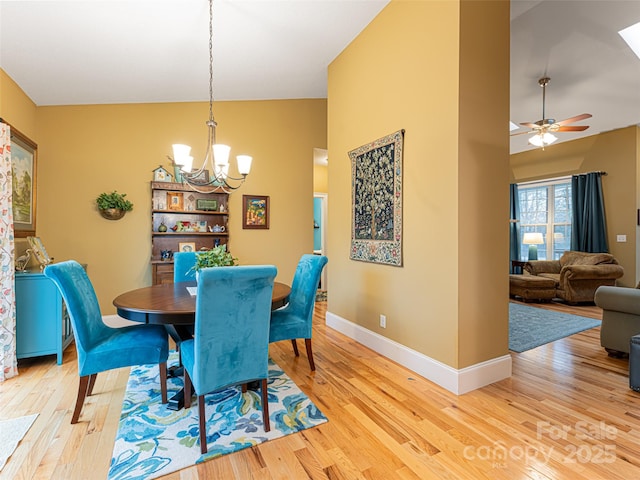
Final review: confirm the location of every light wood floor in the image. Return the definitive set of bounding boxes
[2,299,639,479]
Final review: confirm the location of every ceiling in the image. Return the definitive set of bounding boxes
[510,1,640,153]
[1,1,640,154]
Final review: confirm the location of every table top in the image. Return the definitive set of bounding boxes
[113,281,291,325]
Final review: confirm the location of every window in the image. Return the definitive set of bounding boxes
[518,178,572,261]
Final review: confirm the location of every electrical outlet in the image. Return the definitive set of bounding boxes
[380,314,386,328]
[617,234,627,242]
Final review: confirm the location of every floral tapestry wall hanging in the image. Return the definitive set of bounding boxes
[349,129,404,266]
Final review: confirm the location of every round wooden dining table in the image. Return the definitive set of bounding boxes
[113,280,291,325]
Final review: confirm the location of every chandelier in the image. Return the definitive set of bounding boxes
[169,0,251,193]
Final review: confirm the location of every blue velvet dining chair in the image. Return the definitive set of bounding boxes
[181,265,277,454]
[269,254,328,371]
[173,251,197,282]
[44,260,169,424]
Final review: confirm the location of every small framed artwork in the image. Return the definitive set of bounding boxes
[188,169,210,186]
[196,198,217,211]
[197,220,207,232]
[167,192,184,211]
[7,123,38,237]
[178,242,196,253]
[242,195,270,229]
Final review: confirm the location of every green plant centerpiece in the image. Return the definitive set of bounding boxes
[191,244,238,279]
[96,191,134,220]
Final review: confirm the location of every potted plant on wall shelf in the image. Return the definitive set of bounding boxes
[190,244,238,280]
[96,191,134,220]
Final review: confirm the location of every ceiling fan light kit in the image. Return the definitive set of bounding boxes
[528,132,557,147]
[512,77,592,149]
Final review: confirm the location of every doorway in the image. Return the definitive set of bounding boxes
[313,148,328,291]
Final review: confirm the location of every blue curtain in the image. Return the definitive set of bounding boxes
[509,183,521,273]
[571,172,609,253]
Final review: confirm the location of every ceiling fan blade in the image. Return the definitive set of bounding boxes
[556,113,592,126]
[519,122,539,128]
[556,125,590,132]
[510,130,534,137]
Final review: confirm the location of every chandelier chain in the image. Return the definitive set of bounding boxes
[169,0,251,194]
[209,0,214,123]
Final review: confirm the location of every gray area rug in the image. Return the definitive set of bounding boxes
[509,303,601,353]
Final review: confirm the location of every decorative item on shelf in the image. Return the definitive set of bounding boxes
[15,249,32,272]
[196,198,217,211]
[27,236,53,270]
[197,221,207,232]
[178,242,196,253]
[160,250,173,261]
[96,191,133,220]
[158,218,168,232]
[167,192,184,211]
[219,203,226,213]
[166,0,252,193]
[152,165,172,182]
[209,224,225,233]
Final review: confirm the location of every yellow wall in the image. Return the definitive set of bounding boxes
[0,69,37,140]
[327,0,510,369]
[0,69,38,259]
[0,85,326,313]
[510,126,640,287]
[313,163,328,193]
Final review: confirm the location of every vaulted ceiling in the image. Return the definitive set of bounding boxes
[1,0,639,154]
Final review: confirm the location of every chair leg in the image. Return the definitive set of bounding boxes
[304,339,316,371]
[261,378,270,432]
[184,371,192,408]
[199,395,207,454]
[71,375,91,424]
[159,362,168,404]
[291,339,299,356]
[87,373,98,396]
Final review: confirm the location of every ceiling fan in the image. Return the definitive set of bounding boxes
[511,77,591,148]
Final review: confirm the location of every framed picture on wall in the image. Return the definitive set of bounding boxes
[242,195,270,229]
[8,124,38,237]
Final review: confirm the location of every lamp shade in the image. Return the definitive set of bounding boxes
[236,155,252,175]
[523,232,544,245]
[172,144,192,166]
[528,132,557,147]
[213,144,231,166]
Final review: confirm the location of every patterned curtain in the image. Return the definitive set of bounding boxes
[571,172,609,253]
[0,122,17,381]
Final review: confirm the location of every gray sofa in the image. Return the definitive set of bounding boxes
[595,285,640,356]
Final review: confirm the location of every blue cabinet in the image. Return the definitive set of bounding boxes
[15,270,73,365]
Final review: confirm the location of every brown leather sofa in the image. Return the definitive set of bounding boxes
[524,251,624,304]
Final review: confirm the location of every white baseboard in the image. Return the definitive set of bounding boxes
[325,311,511,395]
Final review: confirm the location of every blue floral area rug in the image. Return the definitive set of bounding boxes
[108,352,327,480]
[509,302,601,353]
